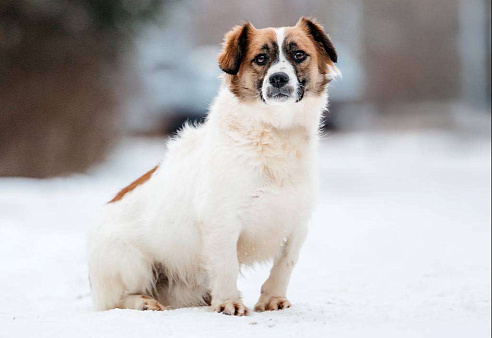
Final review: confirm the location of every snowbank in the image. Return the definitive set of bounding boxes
[1,132,490,337]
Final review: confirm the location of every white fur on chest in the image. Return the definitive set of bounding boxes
[206,90,322,264]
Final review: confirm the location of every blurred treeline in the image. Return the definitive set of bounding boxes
[1,0,490,178]
[0,0,168,177]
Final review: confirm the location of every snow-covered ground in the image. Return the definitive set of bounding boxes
[0,131,490,338]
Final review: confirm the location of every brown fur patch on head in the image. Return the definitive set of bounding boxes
[218,23,253,75]
[218,23,278,102]
[284,17,339,95]
[108,165,159,203]
[218,18,339,101]
[296,17,337,64]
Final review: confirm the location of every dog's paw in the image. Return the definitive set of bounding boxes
[213,299,249,316]
[254,296,291,312]
[126,295,166,311]
[139,298,165,311]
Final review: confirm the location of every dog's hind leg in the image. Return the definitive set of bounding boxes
[89,237,164,311]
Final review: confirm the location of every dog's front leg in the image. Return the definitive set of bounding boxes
[255,226,308,312]
[203,222,248,316]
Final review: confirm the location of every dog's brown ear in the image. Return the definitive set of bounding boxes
[297,17,337,63]
[218,22,253,75]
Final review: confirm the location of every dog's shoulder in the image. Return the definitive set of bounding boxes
[167,121,208,155]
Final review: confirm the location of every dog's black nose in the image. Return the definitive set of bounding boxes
[269,72,289,89]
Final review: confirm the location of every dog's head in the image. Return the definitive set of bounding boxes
[218,17,340,106]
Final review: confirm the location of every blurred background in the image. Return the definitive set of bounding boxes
[0,0,490,177]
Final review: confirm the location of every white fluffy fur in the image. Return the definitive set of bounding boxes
[88,28,337,315]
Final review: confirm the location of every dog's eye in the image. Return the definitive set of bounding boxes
[254,54,267,65]
[294,51,307,62]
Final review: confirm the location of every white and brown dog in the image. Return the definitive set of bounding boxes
[88,17,340,316]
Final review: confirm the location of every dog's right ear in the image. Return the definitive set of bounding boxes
[296,17,337,64]
[218,22,253,75]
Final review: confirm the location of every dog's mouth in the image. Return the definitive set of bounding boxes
[271,93,289,100]
[266,86,294,102]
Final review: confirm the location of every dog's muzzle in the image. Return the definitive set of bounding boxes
[266,72,294,101]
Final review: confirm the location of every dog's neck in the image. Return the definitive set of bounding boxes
[209,87,327,138]
[205,87,321,186]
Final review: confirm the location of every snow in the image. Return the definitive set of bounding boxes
[0,131,490,337]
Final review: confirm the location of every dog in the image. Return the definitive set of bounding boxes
[88,17,340,316]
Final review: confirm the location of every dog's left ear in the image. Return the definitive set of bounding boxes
[297,17,340,80]
[218,22,253,75]
[297,17,337,63]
